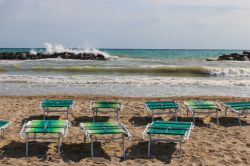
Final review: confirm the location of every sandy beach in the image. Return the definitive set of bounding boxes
[0,95,249,166]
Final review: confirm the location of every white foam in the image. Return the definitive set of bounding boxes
[43,43,118,60]
[206,67,250,77]
[0,75,249,87]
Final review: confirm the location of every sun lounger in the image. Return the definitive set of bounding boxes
[80,122,131,158]
[20,120,70,156]
[0,119,11,139]
[40,99,74,119]
[224,101,250,125]
[142,121,193,159]
[89,100,122,122]
[184,100,221,125]
[145,101,180,121]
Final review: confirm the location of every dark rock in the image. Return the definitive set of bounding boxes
[217,52,250,61]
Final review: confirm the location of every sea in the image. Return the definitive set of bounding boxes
[0,46,249,97]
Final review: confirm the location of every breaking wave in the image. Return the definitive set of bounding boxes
[43,43,118,60]
[0,75,249,87]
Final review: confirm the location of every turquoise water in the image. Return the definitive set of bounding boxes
[0,48,249,97]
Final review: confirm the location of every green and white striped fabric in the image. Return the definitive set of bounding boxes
[145,101,178,110]
[146,121,192,136]
[224,101,250,110]
[185,100,219,109]
[41,99,73,107]
[92,101,121,109]
[80,122,126,135]
[24,120,68,133]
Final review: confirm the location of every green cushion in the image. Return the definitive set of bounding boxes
[224,102,250,110]
[185,100,219,109]
[0,120,9,128]
[145,101,178,109]
[92,101,120,109]
[25,127,63,133]
[81,122,125,134]
[24,120,67,134]
[146,121,192,136]
[28,120,67,128]
[41,99,73,107]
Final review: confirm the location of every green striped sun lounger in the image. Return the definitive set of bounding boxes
[40,99,74,120]
[145,101,180,121]
[80,122,131,158]
[142,121,193,159]
[20,120,70,156]
[0,119,11,139]
[89,100,122,122]
[224,101,250,125]
[184,100,221,125]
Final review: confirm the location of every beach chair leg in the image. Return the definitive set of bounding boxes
[92,111,95,122]
[186,108,189,117]
[2,129,4,139]
[122,134,125,159]
[148,134,151,157]
[25,134,29,156]
[67,109,69,120]
[216,110,219,124]
[192,112,195,125]
[238,114,241,126]
[175,109,178,121]
[43,111,45,120]
[179,136,182,159]
[91,139,94,158]
[117,110,119,122]
[225,108,228,116]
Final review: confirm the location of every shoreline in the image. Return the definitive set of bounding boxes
[0,94,249,165]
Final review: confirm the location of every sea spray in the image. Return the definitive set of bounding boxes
[43,43,116,59]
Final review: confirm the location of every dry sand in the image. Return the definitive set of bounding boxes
[0,95,249,166]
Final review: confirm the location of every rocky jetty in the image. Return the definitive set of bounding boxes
[0,51,109,60]
[207,51,250,61]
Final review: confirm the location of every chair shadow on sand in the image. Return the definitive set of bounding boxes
[20,115,60,127]
[210,117,249,127]
[60,142,111,162]
[129,116,163,126]
[0,141,50,159]
[72,116,110,126]
[123,141,177,164]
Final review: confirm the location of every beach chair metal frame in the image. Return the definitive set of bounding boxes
[224,101,250,125]
[20,120,70,156]
[145,101,180,121]
[142,121,193,159]
[184,100,222,125]
[0,119,11,139]
[40,99,75,120]
[80,122,131,159]
[89,100,122,122]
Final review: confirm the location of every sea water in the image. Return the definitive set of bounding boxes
[0,46,249,97]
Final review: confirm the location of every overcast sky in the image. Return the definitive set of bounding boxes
[0,0,250,49]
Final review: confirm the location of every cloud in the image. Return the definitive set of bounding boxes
[0,0,250,48]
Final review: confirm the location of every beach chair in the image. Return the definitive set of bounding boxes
[142,121,193,159]
[40,99,74,120]
[0,119,11,139]
[80,122,131,158]
[89,100,122,122]
[224,101,250,125]
[20,120,70,156]
[184,100,221,125]
[145,101,180,121]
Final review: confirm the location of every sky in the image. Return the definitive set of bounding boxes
[0,0,250,49]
